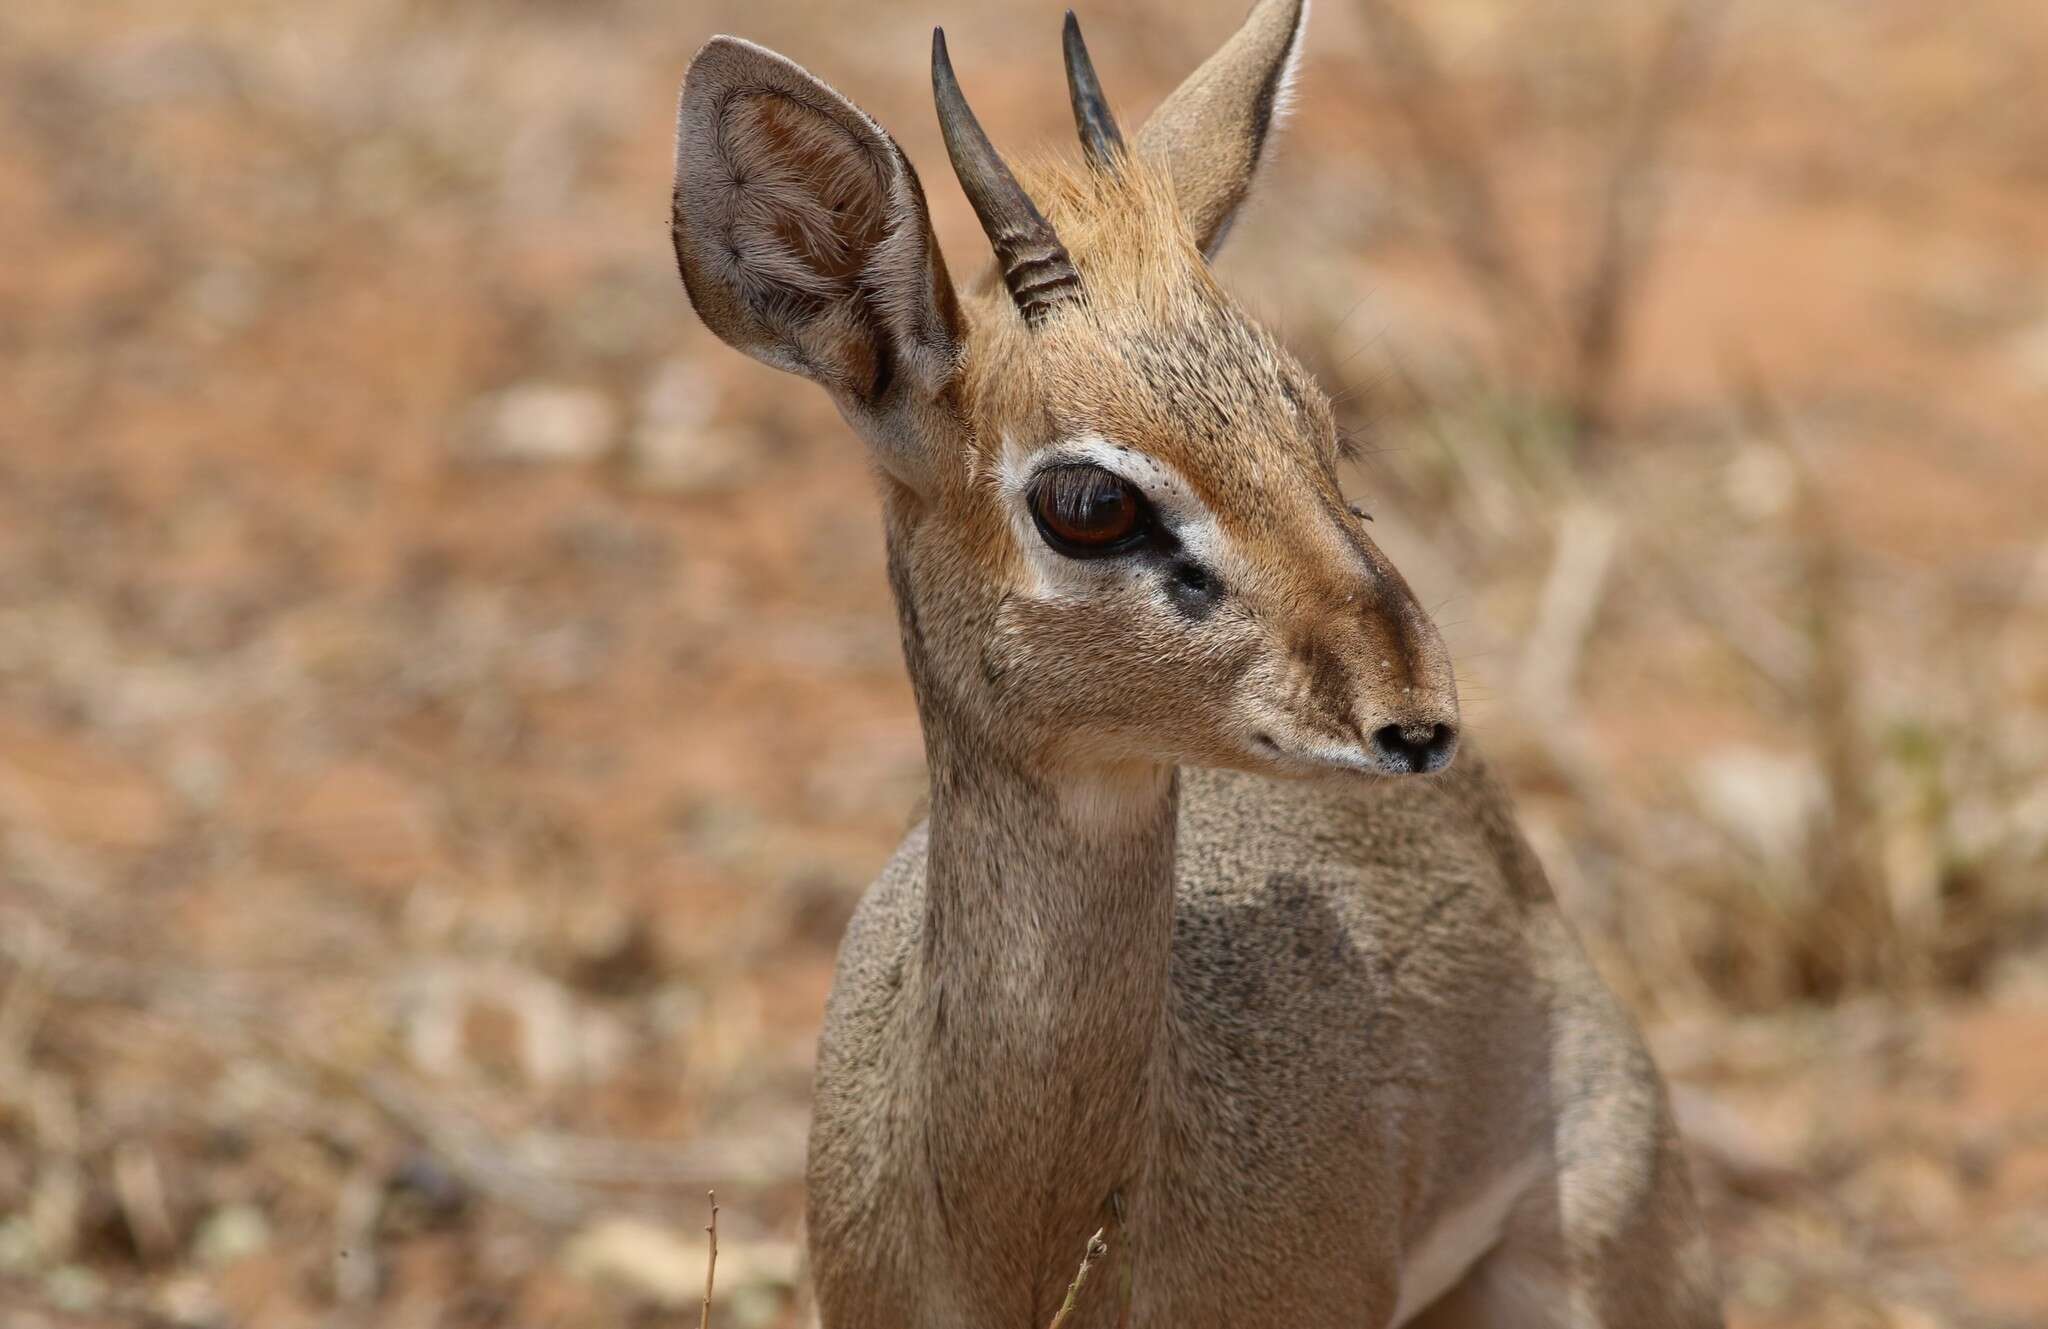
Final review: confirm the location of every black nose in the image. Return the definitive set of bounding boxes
[1369,722,1458,774]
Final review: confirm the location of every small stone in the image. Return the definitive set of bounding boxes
[0,1216,37,1273]
[193,1204,272,1268]
[399,963,628,1087]
[1878,1301,1947,1329]
[629,424,756,493]
[562,1216,799,1307]
[627,358,754,493]
[1723,443,1799,522]
[1688,746,1825,866]
[472,383,618,463]
[42,1264,107,1312]
[166,740,233,811]
[562,1217,703,1305]
[152,1274,226,1328]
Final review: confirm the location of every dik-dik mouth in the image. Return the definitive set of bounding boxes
[1249,719,1460,777]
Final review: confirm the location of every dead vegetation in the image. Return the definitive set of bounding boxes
[1,0,2045,1326]
[1320,0,2047,1022]
[1352,0,1729,436]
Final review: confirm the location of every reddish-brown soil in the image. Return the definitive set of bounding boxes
[1,1,2043,1326]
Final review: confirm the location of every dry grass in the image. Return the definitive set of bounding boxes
[1306,0,2047,1023]
[1,0,2045,1326]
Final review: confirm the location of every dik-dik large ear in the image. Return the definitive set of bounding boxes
[1136,0,1307,258]
[672,38,965,488]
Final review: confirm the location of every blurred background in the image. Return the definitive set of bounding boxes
[2,0,2045,1324]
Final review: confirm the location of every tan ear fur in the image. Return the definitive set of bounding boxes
[1134,0,1307,258]
[671,37,964,485]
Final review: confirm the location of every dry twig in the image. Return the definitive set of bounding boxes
[1570,0,1730,433]
[701,1189,720,1329]
[1046,1226,1110,1329]
[1356,0,1727,436]
[1730,374,1901,998]
[1353,0,1550,355]
[1517,503,1621,712]
[110,1140,176,1264]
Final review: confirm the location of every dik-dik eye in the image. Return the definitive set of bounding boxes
[1029,464,1149,558]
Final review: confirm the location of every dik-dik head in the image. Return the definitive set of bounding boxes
[672,0,1459,777]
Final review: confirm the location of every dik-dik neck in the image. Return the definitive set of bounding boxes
[912,708,1178,1324]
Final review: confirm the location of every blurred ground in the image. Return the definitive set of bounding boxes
[0,0,2044,1325]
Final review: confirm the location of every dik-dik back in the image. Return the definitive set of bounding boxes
[670,2,1721,1324]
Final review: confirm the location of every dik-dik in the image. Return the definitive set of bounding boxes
[670,2,1722,1325]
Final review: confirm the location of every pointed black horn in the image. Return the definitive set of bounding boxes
[1062,11,1124,168]
[932,27,1083,326]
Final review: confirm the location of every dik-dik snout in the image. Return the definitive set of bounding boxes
[1272,515,1460,776]
[1259,563,1460,777]
[1191,487,1460,780]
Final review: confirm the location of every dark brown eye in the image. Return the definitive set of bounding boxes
[1029,464,1147,556]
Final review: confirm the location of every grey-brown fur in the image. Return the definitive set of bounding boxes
[670,3,1723,1325]
[813,761,1717,1327]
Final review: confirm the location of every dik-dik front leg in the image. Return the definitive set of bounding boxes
[1407,967,1722,1329]
[1405,1123,1719,1327]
